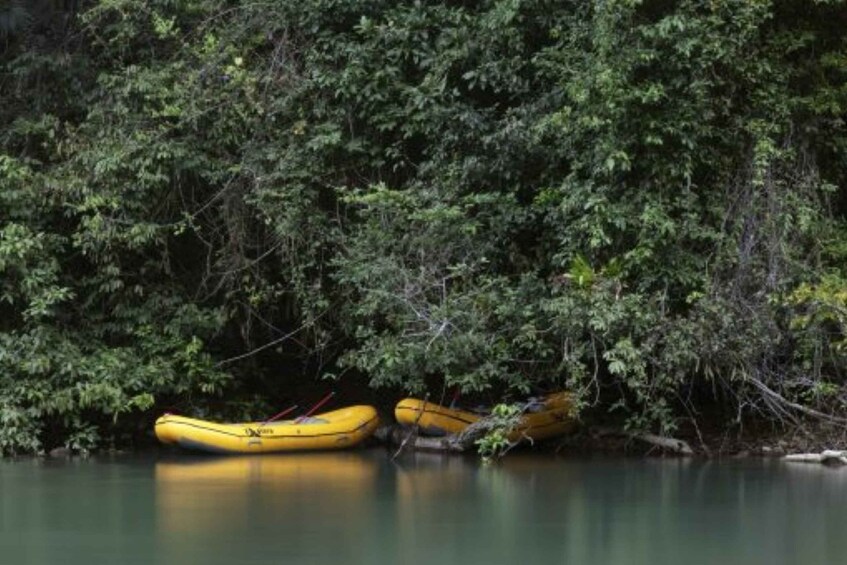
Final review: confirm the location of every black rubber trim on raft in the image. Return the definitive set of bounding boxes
[395,405,478,425]
[176,437,237,454]
[155,415,379,440]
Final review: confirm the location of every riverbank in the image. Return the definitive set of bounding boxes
[37,425,844,463]
[373,403,847,461]
[550,424,847,460]
[20,394,847,461]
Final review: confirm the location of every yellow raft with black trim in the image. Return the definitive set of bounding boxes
[155,405,380,454]
[394,392,576,442]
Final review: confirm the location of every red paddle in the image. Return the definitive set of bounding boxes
[258,404,298,427]
[295,391,336,423]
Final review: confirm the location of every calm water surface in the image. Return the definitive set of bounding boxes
[0,450,844,564]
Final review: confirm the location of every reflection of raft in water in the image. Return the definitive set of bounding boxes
[155,454,379,535]
[155,453,379,485]
[394,392,577,442]
[155,406,380,454]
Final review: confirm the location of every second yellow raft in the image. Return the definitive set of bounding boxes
[155,405,380,454]
[394,392,576,442]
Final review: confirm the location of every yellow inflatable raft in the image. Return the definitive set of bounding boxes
[155,405,380,454]
[394,392,576,442]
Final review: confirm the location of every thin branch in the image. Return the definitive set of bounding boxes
[392,393,429,460]
[749,377,847,424]
[215,307,330,366]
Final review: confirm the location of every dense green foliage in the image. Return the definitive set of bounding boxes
[0,0,845,453]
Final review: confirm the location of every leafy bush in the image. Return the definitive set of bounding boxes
[0,0,845,451]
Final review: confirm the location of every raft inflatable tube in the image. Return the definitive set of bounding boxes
[155,405,380,454]
[394,392,576,442]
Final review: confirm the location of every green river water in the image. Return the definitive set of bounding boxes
[0,451,844,564]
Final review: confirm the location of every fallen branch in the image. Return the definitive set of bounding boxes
[784,450,847,465]
[749,378,847,424]
[377,412,510,453]
[375,424,465,452]
[592,426,694,455]
[635,432,694,455]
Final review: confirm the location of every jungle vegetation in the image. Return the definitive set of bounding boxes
[0,0,845,454]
